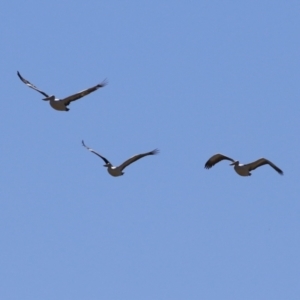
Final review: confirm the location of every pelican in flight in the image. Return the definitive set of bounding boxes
[82,140,159,177]
[205,154,283,176]
[17,71,107,111]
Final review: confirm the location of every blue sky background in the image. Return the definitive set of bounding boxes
[1,1,300,299]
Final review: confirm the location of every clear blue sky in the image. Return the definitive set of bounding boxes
[1,1,300,299]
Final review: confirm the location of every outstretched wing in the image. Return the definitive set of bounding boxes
[82,140,111,165]
[63,79,108,106]
[246,158,283,175]
[205,153,235,169]
[17,71,49,98]
[119,149,159,171]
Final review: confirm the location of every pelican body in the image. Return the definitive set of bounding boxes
[229,161,264,177]
[17,71,107,111]
[205,154,283,177]
[82,140,159,177]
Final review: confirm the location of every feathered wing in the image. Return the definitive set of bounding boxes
[205,153,235,169]
[63,79,108,106]
[246,158,283,175]
[17,71,50,98]
[82,140,111,165]
[119,149,159,171]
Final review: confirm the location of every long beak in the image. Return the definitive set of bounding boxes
[230,161,236,166]
[42,95,54,101]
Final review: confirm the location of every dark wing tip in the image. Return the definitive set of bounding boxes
[204,155,218,169]
[151,149,159,155]
[277,168,284,175]
[204,153,234,169]
[98,78,108,88]
[17,71,24,80]
[82,140,88,148]
[272,162,284,175]
[264,159,284,175]
[204,161,213,169]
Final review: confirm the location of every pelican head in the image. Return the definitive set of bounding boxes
[230,160,239,166]
[103,163,111,168]
[42,95,55,101]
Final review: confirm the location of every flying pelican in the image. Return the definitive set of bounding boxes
[205,154,283,176]
[17,71,107,111]
[82,140,159,177]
